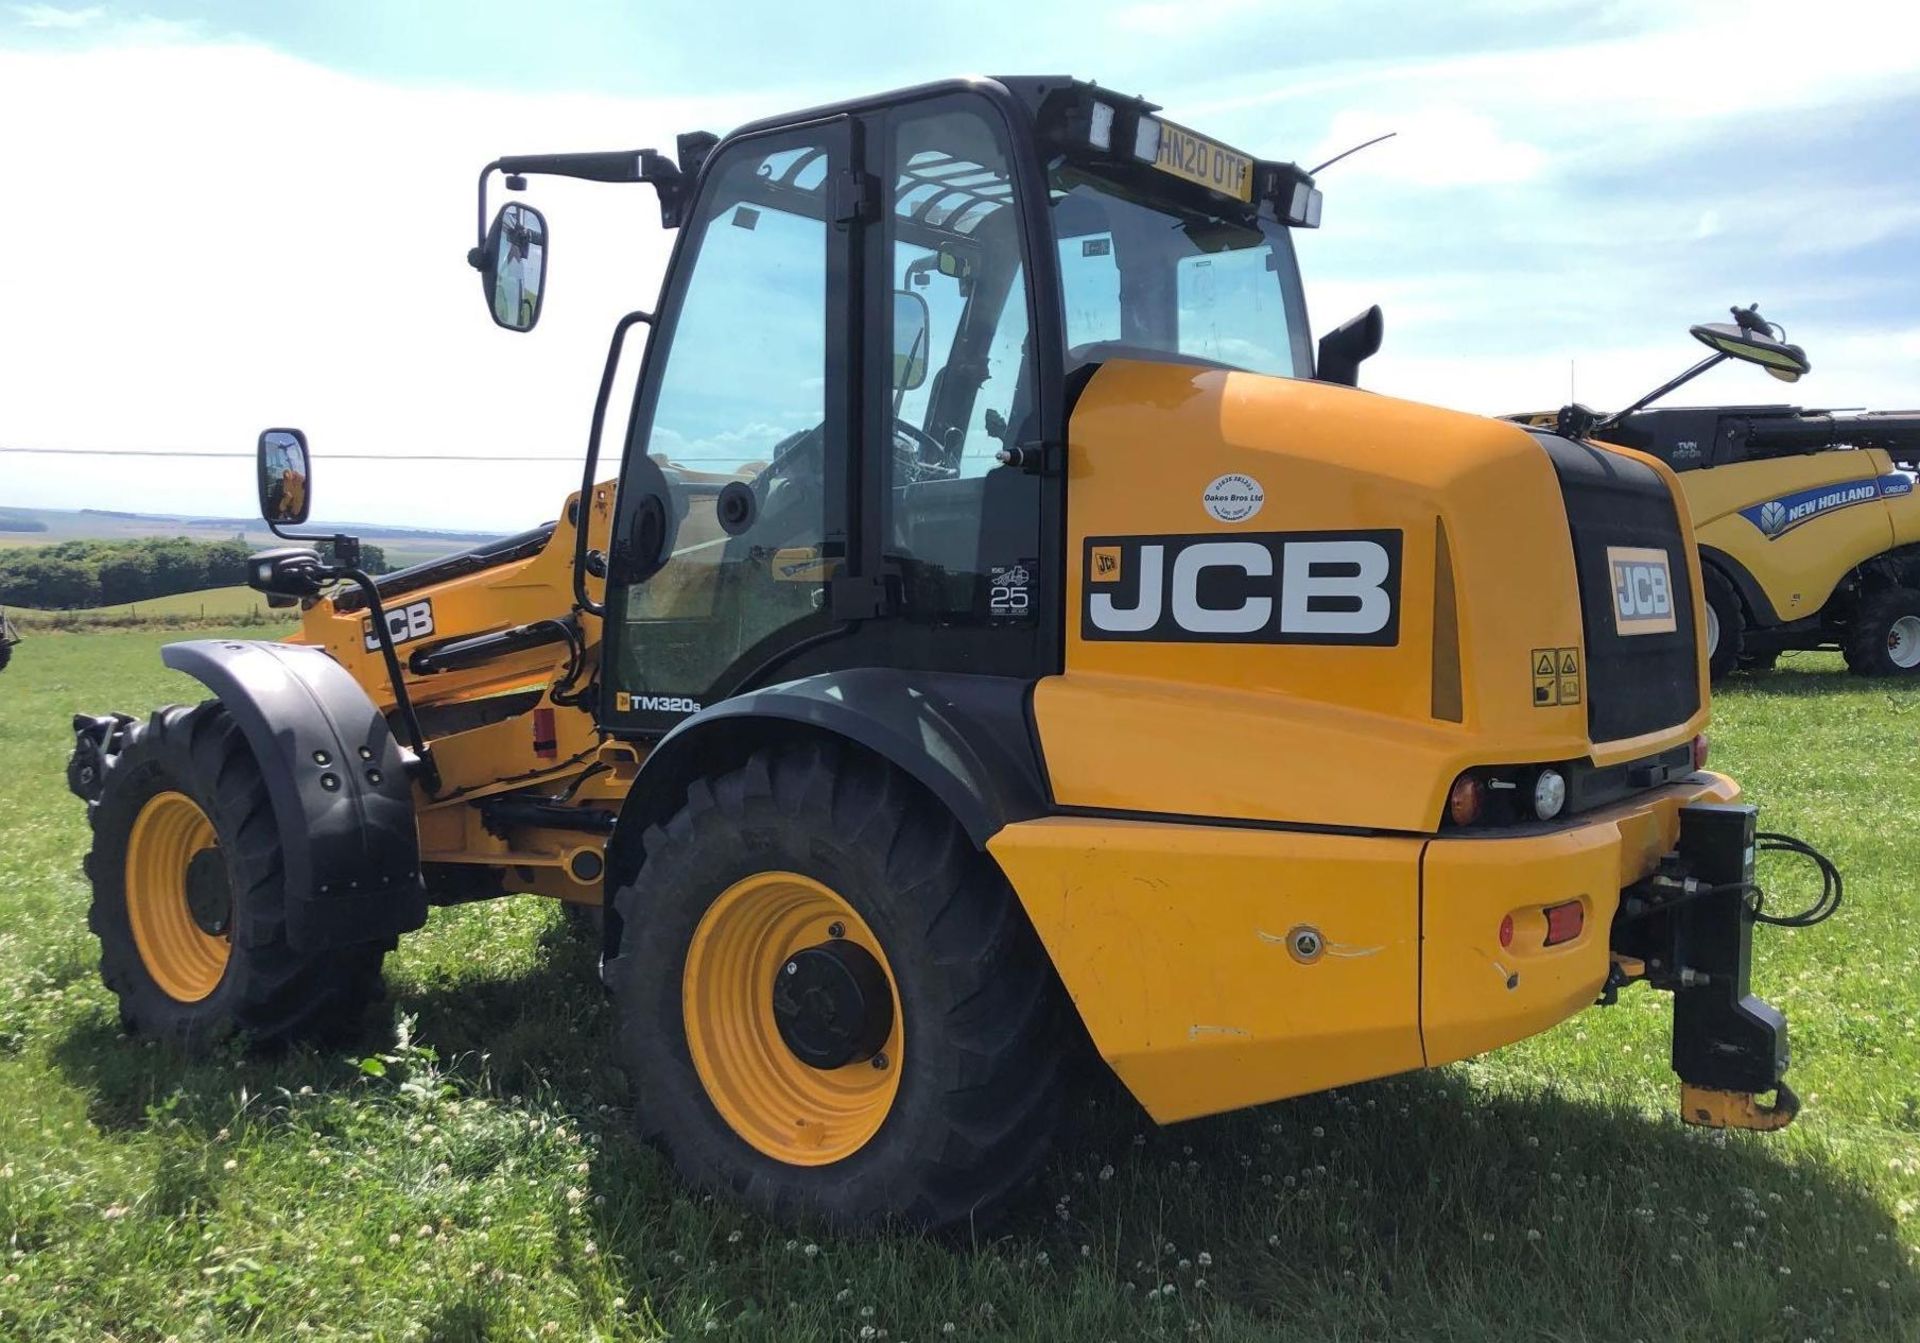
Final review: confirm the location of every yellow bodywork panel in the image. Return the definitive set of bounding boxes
[988,816,1425,1124]
[1421,771,1739,1068]
[286,480,628,898]
[1676,447,1899,618]
[992,773,1742,1126]
[1035,362,1704,832]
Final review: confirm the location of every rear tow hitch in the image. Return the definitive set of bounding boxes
[1610,802,1841,1133]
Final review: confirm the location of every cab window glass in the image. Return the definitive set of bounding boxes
[616,141,833,697]
[884,102,1040,631]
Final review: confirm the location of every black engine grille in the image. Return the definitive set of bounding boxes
[1533,433,1700,743]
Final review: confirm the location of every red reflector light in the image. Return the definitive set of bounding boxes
[532,706,557,760]
[1543,900,1584,947]
[1447,775,1485,826]
[1498,914,1514,948]
[1691,732,1710,771]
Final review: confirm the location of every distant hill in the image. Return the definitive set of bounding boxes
[0,506,508,568]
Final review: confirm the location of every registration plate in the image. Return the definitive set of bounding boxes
[1148,120,1253,202]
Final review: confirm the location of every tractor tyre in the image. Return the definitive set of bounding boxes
[1843,587,1920,677]
[561,902,605,939]
[85,701,388,1048]
[607,740,1066,1230]
[1702,567,1744,682]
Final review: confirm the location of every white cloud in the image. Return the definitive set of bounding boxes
[1305,106,1545,186]
[1113,0,1259,34]
[0,38,793,530]
[11,3,102,29]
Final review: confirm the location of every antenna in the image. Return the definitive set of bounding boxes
[1308,131,1398,176]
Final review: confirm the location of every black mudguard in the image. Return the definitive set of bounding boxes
[605,669,1049,894]
[159,639,426,951]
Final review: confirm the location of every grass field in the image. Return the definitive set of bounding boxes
[1,629,1916,1341]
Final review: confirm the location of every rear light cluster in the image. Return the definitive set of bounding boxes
[1445,765,1567,828]
[1498,902,1585,953]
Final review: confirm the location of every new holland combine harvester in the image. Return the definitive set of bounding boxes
[1512,306,1920,679]
[66,77,1840,1228]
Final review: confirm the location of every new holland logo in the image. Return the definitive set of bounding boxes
[1740,474,1913,540]
[1082,530,1402,645]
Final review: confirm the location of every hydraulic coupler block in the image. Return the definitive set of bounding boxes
[1614,803,1797,1131]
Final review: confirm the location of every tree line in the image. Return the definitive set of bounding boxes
[0,537,386,610]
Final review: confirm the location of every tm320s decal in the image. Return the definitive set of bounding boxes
[1082,530,1402,645]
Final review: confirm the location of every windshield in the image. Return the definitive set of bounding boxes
[1049,162,1312,380]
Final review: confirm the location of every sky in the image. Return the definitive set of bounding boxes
[2,0,1917,532]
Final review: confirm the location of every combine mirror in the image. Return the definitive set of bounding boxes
[1690,313,1810,383]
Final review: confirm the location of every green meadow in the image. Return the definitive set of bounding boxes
[0,628,1915,1340]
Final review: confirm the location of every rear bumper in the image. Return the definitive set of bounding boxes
[987,771,1741,1125]
[1421,771,1740,1070]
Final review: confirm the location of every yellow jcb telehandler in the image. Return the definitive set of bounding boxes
[66,77,1840,1228]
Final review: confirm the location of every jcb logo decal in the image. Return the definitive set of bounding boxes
[363,599,434,651]
[1081,531,1401,645]
[1606,546,1676,636]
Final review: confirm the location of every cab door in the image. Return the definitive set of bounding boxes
[602,121,855,735]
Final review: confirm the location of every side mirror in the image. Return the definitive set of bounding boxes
[892,290,931,391]
[257,428,312,526]
[1689,319,1810,383]
[1316,305,1384,388]
[480,202,549,332]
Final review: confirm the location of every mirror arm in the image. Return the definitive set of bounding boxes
[470,150,687,271]
[1593,352,1727,436]
[470,158,505,269]
[573,310,654,618]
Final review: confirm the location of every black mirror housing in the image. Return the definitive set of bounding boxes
[1317,305,1384,388]
[245,546,330,599]
[257,428,312,525]
[480,201,549,332]
[1689,320,1810,383]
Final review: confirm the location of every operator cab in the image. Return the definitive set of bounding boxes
[468,78,1380,737]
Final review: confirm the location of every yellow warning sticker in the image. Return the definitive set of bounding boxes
[1556,649,1582,705]
[1090,545,1123,583]
[1532,646,1581,707]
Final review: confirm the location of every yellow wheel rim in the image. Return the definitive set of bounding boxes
[124,790,230,1002]
[682,872,903,1166]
